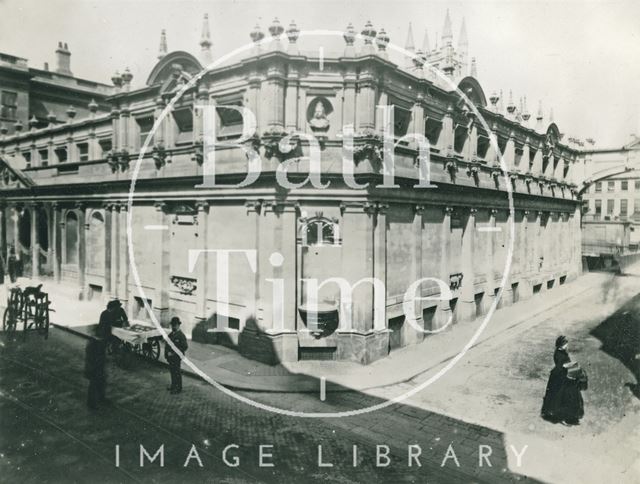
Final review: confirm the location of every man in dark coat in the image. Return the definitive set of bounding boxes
[85,333,107,410]
[7,247,18,284]
[165,317,188,394]
[97,299,125,340]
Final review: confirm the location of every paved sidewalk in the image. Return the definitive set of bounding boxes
[0,272,610,392]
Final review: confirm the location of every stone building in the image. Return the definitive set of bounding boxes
[579,137,640,221]
[0,14,582,364]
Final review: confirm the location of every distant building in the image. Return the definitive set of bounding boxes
[580,138,640,221]
[0,13,582,364]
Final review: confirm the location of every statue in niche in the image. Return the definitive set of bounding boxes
[308,100,330,132]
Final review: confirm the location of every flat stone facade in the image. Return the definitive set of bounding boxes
[0,20,582,365]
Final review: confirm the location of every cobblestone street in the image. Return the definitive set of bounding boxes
[1,273,639,483]
[0,326,537,484]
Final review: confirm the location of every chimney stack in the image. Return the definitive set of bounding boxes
[55,41,72,76]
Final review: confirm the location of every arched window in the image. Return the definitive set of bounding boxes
[65,211,79,264]
[87,211,105,273]
[300,218,340,247]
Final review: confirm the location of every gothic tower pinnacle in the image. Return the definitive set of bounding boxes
[158,29,168,60]
[200,13,213,65]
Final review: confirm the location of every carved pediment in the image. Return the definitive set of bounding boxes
[0,155,35,190]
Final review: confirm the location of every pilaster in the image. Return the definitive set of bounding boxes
[483,208,497,313]
[457,207,477,322]
[77,203,87,300]
[102,203,113,300]
[434,206,454,329]
[153,201,171,325]
[193,200,209,339]
[29,205,39,279]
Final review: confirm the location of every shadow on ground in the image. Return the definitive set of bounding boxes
[591,292,640,398]
[0,325,541,483]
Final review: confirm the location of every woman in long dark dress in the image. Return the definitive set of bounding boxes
[541,335,585,425]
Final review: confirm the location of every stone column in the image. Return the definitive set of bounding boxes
[522,138,531,173]
[110,109,120,152]
[103,204,113,300]
[119,107,130,152]
[483,209,497,312]
[535,211,546,288]
[504,131,515,172]
[545,212,555,272]
[457,208,477,322]
[88,130,99,161]
[355,78,376,130]
[30,205,39,279]
[77,203,87,300]
[573,205,583,277]
[342,74,357,129]
[373,203,388,332]
[246,73,262,134]
[12,207,19,264]
[153,97,165,147]
[375,91,389,137]
[191,200,209,339]
[519,211,533,299]
[531,143,543,176]
[110,205,120,299]
[440,106,454,156]
[336,201,376,363]
[265,64,285,129]
[406,204,425,344]
[434,206,453,328]
[284,68,299,132]
[500,210,514,306]
[262,201,298,362]
[151,202,170,325]
[467,120,478,161]
[118,203,130,308]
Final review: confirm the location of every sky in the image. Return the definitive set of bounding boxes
[1,0,639,147]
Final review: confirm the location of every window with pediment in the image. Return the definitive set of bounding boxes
[300,217,341,247]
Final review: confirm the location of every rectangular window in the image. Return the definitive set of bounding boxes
[38,148,49,166]
[136,115,154,149]
[392,105,411,139]
[595,182,602,193]
[0,90,18,120]
[608,181,615,192]
[22,151,31,168]
[636,180,640,190]
[621,180,628,191]
[172,108,193,144]
[216,103,244,140]
[54,146,67,163]
[98,138,112,158]
[76,142,89,162]
[607,199,614,215]
[620,199,628,217]
[594,200,602,217]
[635,199,640,214]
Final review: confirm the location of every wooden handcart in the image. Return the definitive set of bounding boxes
[2,285,51,340]
[109,323,163,365]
